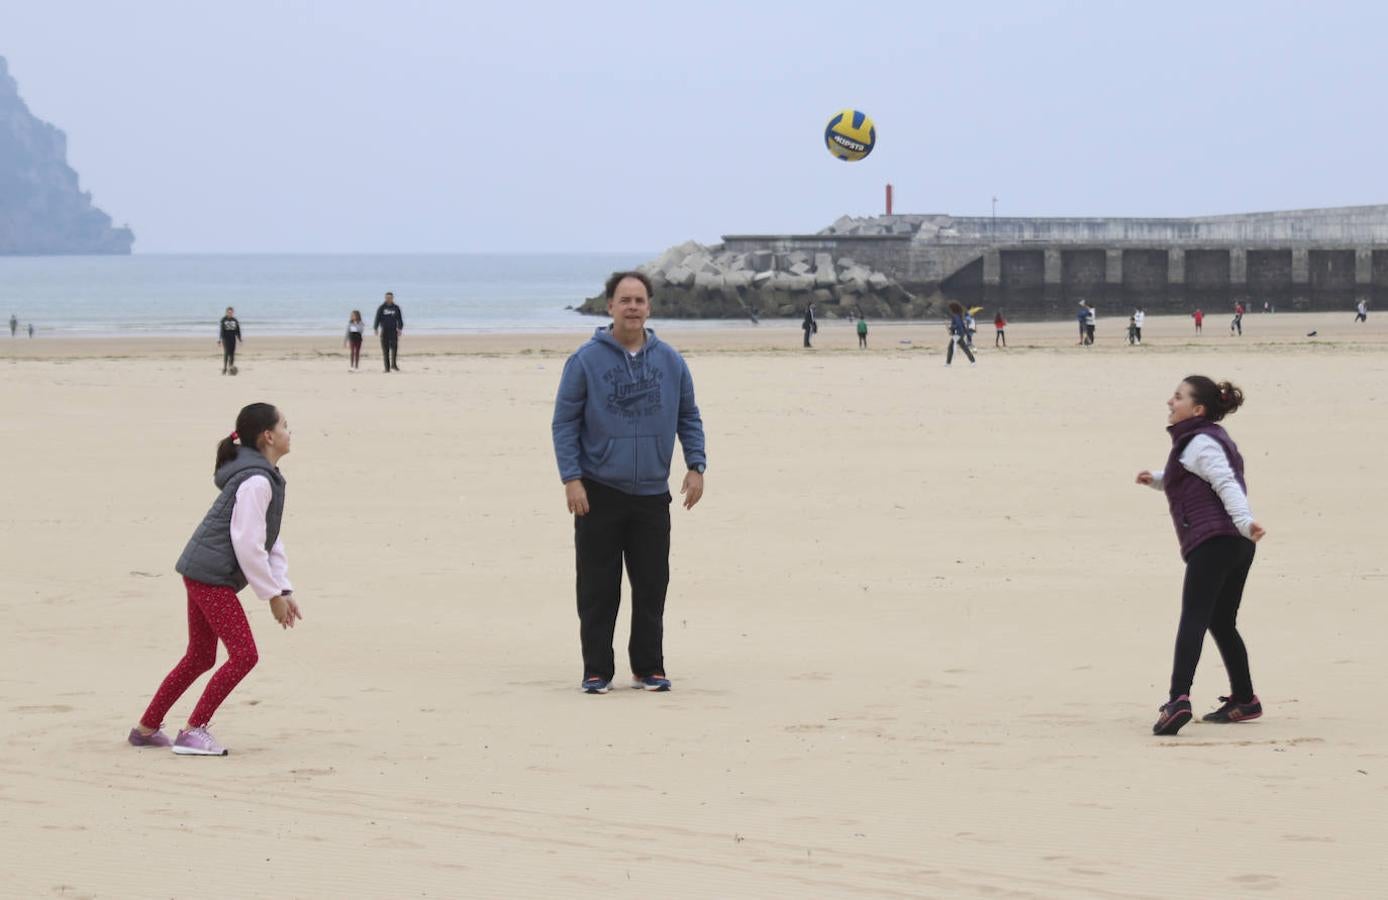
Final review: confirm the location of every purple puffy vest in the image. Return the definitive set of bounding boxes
[1162,417,1247,559]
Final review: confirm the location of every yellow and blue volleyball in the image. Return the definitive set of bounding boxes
[824,109,876,162]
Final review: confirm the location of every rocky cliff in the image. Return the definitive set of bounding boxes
[0,56,133,255]
[577,239,935,320]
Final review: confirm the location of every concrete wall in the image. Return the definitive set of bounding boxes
[724,206,1388,317]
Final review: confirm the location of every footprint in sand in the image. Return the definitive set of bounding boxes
[1230,874,1279,890]
[11,704,73,713]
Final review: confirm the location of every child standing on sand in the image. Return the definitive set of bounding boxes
[1136,377,1265,736]
[994,310,1007,347]
[344,310,365,370]
[129,403,302,756]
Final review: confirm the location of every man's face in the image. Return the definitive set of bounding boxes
[607,278,651,329]
[385,293,394,306]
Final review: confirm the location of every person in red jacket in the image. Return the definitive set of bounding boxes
[993,310,1007,348]
[1192,308,1204,334]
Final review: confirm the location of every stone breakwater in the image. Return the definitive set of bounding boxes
[577,240,935,320]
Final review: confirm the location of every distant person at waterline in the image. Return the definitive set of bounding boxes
[27,322,34,338]
[374,292,403,372]
[1355,299,1368,323]
[801,303,817,348]
[9,314,16,337]
[344,310,365,371]
[857,314,868,349]
[219,307,242,375]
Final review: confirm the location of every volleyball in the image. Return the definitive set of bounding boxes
[824,109,876,162]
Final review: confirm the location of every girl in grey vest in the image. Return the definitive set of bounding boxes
[130,403,302,756]
[1136,377,1266,736]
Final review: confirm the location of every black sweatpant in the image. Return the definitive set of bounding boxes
[946,335,975,364]
[221,338,237,371]
[1169,535,1256,702]
[858,333,867,348]
[380,333,399,370]
[574,478,672,681]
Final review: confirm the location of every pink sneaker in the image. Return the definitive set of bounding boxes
[128,726,173,748]
[172,726,228,756]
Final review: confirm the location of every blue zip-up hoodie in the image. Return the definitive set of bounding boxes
[552,327,707,496]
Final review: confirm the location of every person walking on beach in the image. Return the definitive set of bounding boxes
[9,314,16,337]
[1127,314,1139,346]
[219,307,242,374]
[802,303,817,348]
[1136,376,1265,736]
[1192,308,1204,334]
[1230,301,1245,336]
[1076,302,1089,345]
[129,402,302,755]
[1133,307,1145,344]
[963,309,977,347]
[374,291,404,372]
[552,271,707,695]
[344,310,365,371]
[856,314,868,349]
[994,310,1007,348]
[27,322,34,338]
[1084,303,1097,345]
[945,301,976,366]
[1355,299,1368,323]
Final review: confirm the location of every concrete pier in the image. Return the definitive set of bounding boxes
[723,205,1388,316]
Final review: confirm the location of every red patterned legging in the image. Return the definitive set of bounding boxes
[140,577,259,729]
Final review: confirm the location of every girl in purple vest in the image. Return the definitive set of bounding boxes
[1136,376,1266,736]
[128,403,302,756]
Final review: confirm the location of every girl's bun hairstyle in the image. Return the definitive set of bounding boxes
[1183,375,1244,422]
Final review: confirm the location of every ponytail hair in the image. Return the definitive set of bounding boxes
[214,402,280,471]
[1182,375,1244,422]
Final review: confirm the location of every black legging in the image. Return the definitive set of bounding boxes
[222,338,237,371]
[1169,535,1256,701]
[945,335,975,364]
[348,334,362,368]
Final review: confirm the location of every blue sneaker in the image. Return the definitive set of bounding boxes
[581,676,611,694]
[631,674,672,692]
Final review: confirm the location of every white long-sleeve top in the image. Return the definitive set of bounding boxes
[1148,434,1254,538]
[229,474,292,601]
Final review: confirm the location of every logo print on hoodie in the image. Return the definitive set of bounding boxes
[603,362,663,419]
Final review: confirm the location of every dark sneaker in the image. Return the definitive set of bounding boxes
[1202,695,1262,723]
[631,674,672,692]
[1153,695,1193,735]
[581,676,611,694]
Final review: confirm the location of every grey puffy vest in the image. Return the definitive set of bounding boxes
[175,448,286,590]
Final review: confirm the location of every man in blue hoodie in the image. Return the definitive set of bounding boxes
[552,271,707,695]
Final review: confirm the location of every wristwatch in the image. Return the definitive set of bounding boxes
[689,464,706,474]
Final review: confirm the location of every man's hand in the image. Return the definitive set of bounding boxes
[1135,470,1154,486]
[681,471,704,510]
[270,595,303,629]
[1249,522,1267,543]
[565,480,590,517]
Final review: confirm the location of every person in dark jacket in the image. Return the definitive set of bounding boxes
[1136,376,1266,736]
[944,301,976,366]
[802,304,818,348]
[129,402,302,756]
[374,292,404,372]
[219,307,242,374]
[552,271,707,695]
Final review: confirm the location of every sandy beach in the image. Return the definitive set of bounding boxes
[3,310,1386,898]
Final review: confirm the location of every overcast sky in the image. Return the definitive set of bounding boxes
[3,0,1385,253]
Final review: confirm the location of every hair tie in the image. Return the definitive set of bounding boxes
[230,431,239,442]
